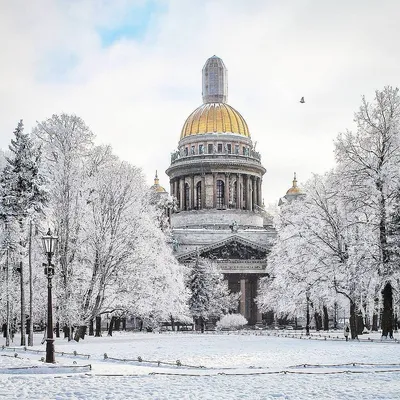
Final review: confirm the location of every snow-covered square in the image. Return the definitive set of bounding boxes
[1,331,400,399]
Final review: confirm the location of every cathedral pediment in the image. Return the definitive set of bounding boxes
[177,236,269,263]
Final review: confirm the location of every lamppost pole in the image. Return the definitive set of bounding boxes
[5,248,10,347]
[46,251,54,363]
[306,289,310,336]
[42,229,58,364]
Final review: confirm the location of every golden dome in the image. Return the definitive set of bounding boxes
[180,103,250,139]
[286,172,302,195]
[286,187,301,195]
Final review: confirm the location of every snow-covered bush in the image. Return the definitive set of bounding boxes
[216,314,247,330]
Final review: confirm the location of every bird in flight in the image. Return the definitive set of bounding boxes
[300,97,305,103]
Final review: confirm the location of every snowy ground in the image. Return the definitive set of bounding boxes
[1,330,400,399]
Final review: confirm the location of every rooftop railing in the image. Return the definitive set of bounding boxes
[170,149,262,163]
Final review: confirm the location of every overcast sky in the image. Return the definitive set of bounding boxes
[1,0,399,205]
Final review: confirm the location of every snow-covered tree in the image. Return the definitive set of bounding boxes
[335,86,400,338]
[0,120,47,345]
[33,114,94,334]
[257,172,375,338]
[188,256,239,332]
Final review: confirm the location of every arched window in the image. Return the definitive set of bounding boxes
[196,181,202,210]
[217,180,224,208]
[185,183,190,210]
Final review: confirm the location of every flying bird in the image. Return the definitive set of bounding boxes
[300,97,305,103]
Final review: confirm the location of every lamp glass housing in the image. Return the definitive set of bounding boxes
[42,229,58,255]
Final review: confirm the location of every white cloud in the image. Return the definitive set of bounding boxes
[1,0,400,204]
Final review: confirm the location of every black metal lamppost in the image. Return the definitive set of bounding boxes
[42,229,58,363]
[306,288,310,336]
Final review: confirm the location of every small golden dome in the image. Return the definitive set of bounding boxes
[286,172,302,195]
[180,103,250,139]
[151,171,167,193]
[154,185,167,193]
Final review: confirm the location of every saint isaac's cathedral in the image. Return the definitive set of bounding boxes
[154,56,302,325]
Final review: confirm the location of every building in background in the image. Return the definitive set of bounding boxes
[278,173,305,206]
[165,56,276,325]
[150,170,168,201]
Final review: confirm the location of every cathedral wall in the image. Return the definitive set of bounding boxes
[171,209,264,228]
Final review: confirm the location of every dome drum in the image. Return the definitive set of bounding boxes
[170,139,262,166]
[166,155,265,180]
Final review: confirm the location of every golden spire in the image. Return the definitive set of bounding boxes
[154,170,159,186]
[292,172,297,188]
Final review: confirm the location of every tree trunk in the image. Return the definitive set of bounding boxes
[381,282,394,338]
[63,325,70,339]
[115,318,121,331]
[73,326,87,342]
[372,297,379,331]
[55,321,60,338]
[19,261,26,346]
[28,221,34,346]
[95,316,101,337]
[122,317,126,331]
[74,327,80,342]
[333,302,338,330]
[171,316,175,331]
[197,317,205,333]
[349,300,358,340]
[89,319,94,336]
[314,312,320,331]
[5,249,10,347]
[362,301,370,330]
[323,306,329,331]
[108,316,115,336]
[80,325,87,339]
[356,310,364,335]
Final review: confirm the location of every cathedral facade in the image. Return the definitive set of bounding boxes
[165,56,276,325]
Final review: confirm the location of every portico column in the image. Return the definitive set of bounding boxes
[170,181,173,198]
[246,176,252,211]
[191,175,195,210]
[243,175,247,210]
[173,179,178,200]
[256,278,263,324]
[213,173,217,208]
[201,174,206,209]
[236,173,241,209]
[252,177,256,211]
[224,173,230,208]
[240,278,247,317]
[257,177,262,206]
[179,177,185,211]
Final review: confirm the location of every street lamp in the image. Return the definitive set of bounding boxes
[306,288,310,336]
[41,228,58,363]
